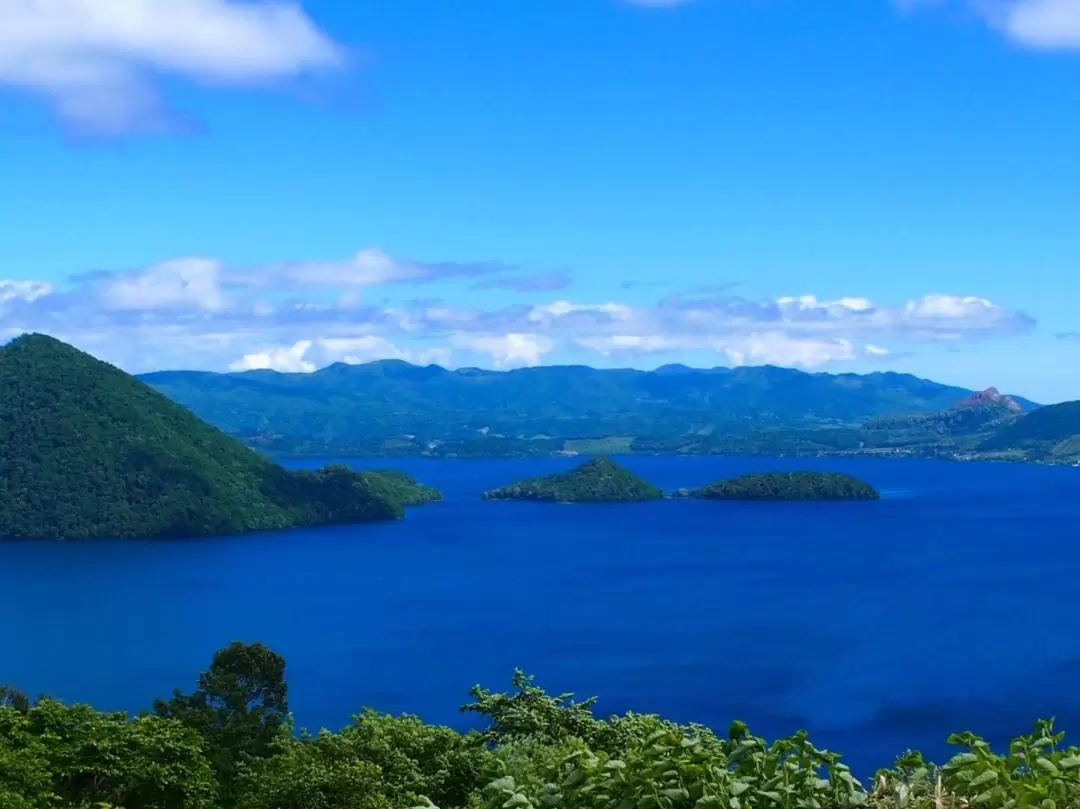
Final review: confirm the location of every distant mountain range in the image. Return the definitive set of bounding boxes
[137,361,1077,463]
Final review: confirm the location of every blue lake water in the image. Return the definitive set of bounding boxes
[2,455,1079,776]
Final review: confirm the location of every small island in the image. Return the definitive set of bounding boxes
[683,471,879,501]
[483,457,663,503]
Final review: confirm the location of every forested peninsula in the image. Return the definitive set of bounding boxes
[0,641,1073,809]
[0,334,439,540]
[684,471,880,501]
[483,457,662,503]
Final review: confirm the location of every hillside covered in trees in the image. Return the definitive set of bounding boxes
[0,335,439,540]
[482,457,663,502]
[1,642,1077,809]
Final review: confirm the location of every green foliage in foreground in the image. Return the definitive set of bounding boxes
[3,645,1080,809]
[482,457,664,503]
[0,335,441,539]
[685,471,880,502]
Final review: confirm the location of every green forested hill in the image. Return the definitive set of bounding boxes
[483,457,663,502]
[0,335,438,540]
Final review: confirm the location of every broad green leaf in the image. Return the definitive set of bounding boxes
[969,769,998,787]
[490,776,517,793]
[1034,756,1059,774]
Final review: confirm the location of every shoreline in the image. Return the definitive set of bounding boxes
[261,447,1072,466]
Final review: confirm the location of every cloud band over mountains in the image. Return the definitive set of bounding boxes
[0,249,1035,373]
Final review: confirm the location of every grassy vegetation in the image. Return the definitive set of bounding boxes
[2,643,1077,809]
[483,457,663,503]
[0,335,440,540]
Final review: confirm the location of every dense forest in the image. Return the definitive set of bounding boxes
[0,335,440,540]
[1,642,1076,809]
[482,457,663,503]
[685,472,880,501]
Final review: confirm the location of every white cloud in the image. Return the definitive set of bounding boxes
[450,332,554,368]
[0,250,1035,374]
[0,280,53,304]
[897,294,1026,339]
[576,331,861,370]
[905,294,992,318]
[317,335,451,367]
[229,334,451,373]
[279,249,415,287]
[575,334,693,355]
[528,300,633,322]
[78,248,505,311]
[1006,0,1080,48]
[231,339,316,372]
[0,0,343,134]
[101,257,225,311]
[901,0,1080,50]
[722,334,857,369]
[776,295,874,313]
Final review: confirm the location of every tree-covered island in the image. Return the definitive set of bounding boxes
[683,471,880,501]
[0,334,441,540]
[482,457,663,503]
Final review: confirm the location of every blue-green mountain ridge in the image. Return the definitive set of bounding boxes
[136,360,1077,462]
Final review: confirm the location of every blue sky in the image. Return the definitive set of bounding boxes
[1,0,1078,401]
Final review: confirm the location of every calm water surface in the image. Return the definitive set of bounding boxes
[2,455,1079,775]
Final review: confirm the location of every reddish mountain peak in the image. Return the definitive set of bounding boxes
[954,387,1022,413]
